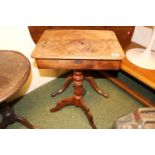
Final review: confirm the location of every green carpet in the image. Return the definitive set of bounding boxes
[8,72,142,129]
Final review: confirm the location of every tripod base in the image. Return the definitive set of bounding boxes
[50,96,97,129]
[0,105,35,129]
[50,70,108,129]
[126,48,155,70]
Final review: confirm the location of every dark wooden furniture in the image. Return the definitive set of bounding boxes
[0,50,35,129]
[29,26,155,107]
[32,29,124,128]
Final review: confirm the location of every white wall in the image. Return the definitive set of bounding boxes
[0,26,65,96]
[131,26,155,50]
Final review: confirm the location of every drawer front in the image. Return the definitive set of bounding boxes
[36,59,121,70]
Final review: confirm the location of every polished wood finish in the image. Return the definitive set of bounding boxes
[0,105,35,129]
[84,74,109,97]
[99,71,155,107]
[0,50,35,128]
[29,26,134,50]
[50,70,97,129]
[29,26,155,107]
[105,26,134,49]
[51,75,73,97]
[36,59,121,70]
[51,71,109,98]
[122,42,155,89]
[32,29,124,128]
[0,50,30,103]
[32,30,124,60]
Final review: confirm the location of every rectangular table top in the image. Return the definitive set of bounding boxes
[32,30,125,60]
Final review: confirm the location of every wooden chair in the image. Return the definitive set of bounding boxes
[0,50,35,129]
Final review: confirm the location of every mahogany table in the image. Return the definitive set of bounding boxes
[32,30,124,128]
[0,50,35,129]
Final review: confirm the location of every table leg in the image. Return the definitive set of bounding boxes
[85,76,109,98]
[0,105,35,129]
[51,75,73,97]
[50,97,74,112]
[79,98,97,129]
[50,70,97,129]
[15,115,35,129]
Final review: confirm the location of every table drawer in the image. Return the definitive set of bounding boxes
[36,59,121,70]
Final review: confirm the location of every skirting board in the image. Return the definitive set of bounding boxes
[99,71,155,107]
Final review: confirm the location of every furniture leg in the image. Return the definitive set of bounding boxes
[0,105,35,129]
[14,115,35,129]
[51,75,73,97]
[72,70,96,128]
[85,76,109,98]
[50,70,97,128]
[50,97,74,112]
[79,98,97,129]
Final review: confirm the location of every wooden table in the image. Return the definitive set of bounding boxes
[0,50,35,129]
[32,30,124,128]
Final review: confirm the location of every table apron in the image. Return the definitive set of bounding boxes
[36,59,121,70]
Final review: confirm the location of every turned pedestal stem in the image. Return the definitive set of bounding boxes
[50,70,97,129]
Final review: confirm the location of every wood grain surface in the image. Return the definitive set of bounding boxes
[36,59,121,70]
[32,30,124,60]
[29,26,134,50]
